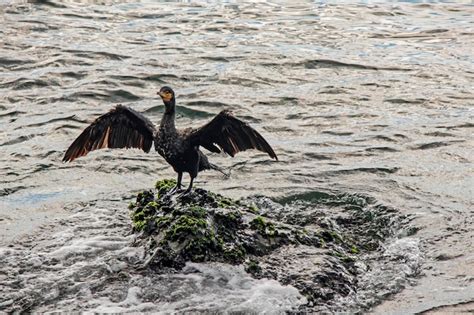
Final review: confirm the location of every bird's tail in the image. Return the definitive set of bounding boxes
[209,163,231,178]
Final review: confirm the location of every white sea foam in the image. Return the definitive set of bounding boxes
[335,237,423,311]
[0,202,306,313]
[85,263,306,314]
[384,237,422,277]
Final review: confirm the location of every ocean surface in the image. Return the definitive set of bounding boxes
[0,0,473,313]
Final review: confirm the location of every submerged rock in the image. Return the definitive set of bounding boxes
[129,179,415,311]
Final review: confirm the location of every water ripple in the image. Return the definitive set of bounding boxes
[0,1,472,313]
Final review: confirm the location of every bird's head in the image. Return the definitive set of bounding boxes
[157,86,175,103]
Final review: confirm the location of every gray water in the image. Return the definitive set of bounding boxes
[1,0,473,313]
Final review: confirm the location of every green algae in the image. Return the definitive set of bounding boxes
[131,209,147,231]
[146,201,159,209]
[250,216,277,236]
[330,250,355,263]
[155,215,172,228]
[350,245,359,254]
[320,230,343,243]
[155,179,176,197]
[130,197,162,231]
[132,217,146,231]
[223,244,246,263]
[247,204,260,214]
[188,205,207,218]
[207,191,238,208]
[165,215,208,242]
[245,259,262,275]
[217,197,235,208]
[250,216,266,231]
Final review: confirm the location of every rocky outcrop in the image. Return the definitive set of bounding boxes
[129,179,413,310]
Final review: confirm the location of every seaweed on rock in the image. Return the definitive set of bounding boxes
[129,179,413,310]
[130,180,310,269]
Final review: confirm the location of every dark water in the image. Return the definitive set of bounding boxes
[1,0,473,313]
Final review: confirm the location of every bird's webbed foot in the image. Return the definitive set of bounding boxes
[178,187,193,197]
[166,184,183,196]
[165,173,184,196]
[177,178,194,198]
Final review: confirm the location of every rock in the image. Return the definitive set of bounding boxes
[130,181,322,269]
[129,179,410,311]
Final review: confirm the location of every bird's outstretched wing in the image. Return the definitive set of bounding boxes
[63,105,156,162]
[188,110,277,160]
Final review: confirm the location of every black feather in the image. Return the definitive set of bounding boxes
[63,105,156,162]
[188,110,277,160]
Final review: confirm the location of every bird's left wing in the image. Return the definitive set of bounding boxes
[63,105,156,162]
[188,110,277,160]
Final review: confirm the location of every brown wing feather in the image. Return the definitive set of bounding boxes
[63,105,156,162]
[189,110,277,160]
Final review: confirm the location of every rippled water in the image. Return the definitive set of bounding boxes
[1,0,473,313]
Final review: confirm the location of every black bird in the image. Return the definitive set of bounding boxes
[63,86,278,194]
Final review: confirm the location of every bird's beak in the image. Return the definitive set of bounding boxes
[158,91,172,102]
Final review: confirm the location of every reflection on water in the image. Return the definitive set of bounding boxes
[0,0,473,313]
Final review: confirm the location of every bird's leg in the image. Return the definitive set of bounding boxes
[180,152,199,196]
[167,172,183,195]
[181,177,194,195]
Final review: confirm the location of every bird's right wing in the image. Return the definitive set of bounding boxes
[63,105,156,162]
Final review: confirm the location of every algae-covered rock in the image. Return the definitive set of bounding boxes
[129,179,411,310]
[130,180,323,270]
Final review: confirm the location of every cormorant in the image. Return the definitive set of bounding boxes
[63,86,278,194]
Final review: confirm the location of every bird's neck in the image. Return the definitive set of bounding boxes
[160,100,176,131]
